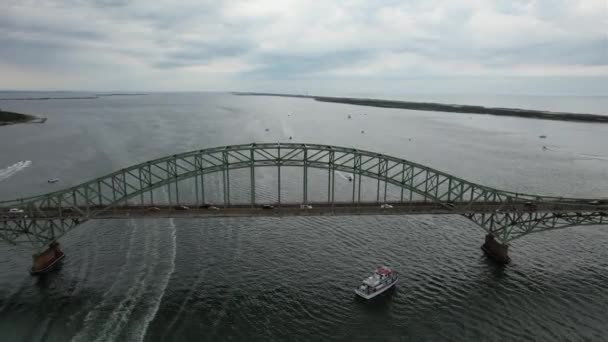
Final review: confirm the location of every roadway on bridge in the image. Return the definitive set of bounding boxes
[12,201,606,220]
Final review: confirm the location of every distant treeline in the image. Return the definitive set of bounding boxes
[0,110,38,125]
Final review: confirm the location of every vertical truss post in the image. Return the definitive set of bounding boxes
[84,185,90,216]
[200,159,205,205]
[447,177,452,202]
[167,161,172,206]
[250,146,255,207]
[122,170,128,207]
[383,159,388,203]
[303,146,308,204]
[111,177,117,203]
[278,145,281,207]
[331,160,335,207]
[226,153,230,206]
[459,183,464,203]
[194,170,199,206]
[357,157,362,206]
[148,164,154,205]
[376,160,381,203]
[400,163,405,203]
[423,170,429,202]
[193,155,200,207]
[97,182,102,206]
[327,151,332,204]
[175,177,180,205]
[222,152,228,208]
[138,168,145,206]
[352,153,358,203]
[173,159,180,205]
[409,168,414,201]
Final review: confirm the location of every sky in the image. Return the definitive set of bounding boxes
[1,0,606,95]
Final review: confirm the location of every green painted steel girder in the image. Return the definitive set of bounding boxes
[1,142,607,250]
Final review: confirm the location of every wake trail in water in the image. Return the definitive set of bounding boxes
[543,146,608,162]
[95,219,158,342]
[336,171,353,181]
[163,230,206,337]
[0,160,31,182]
[136,218,177,342]
[71,220,140,342]
[577,153,608,161]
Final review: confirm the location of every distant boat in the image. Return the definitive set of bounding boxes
[289,136,293,140]
[347,175,353,182]
[347,115,351,119]
[47,178,59,183]
[361,130,365,134]
[539,135,547,139]
[265,128,269,132]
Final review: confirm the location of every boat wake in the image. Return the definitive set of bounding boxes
[336,171,353,181]
[134,218,177,342]
[576,153,608,162]
[92,220,159,342]
[543,146,608,162]
[71,219,144,342]
[0,160,31,182]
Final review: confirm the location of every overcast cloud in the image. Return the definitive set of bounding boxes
[0,0,606,94]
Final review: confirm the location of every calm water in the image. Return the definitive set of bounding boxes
[0,93,607,341]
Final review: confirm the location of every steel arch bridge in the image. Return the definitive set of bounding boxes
[1,143,607,265]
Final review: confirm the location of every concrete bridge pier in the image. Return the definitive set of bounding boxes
[31,241,65,275]
[481,234,510,264]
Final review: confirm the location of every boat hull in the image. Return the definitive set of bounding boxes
[354,277,398,299]
[30,251,65,275]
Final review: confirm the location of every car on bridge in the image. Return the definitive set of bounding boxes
[174,205,190,210]
[262,204,274,209]
[380,204,393,209]
[300,204,313,209]
[524,201,538,212]
[7,208,25,218]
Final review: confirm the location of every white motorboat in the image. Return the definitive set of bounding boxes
[354,266,398,299]
[48,178,59,183]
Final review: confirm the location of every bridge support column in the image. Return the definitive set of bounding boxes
[481,234,510,264]
[31,241,65,275]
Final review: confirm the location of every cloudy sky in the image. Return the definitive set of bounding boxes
[1,0,606,94]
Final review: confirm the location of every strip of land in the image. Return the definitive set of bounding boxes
[0,110,46,126]
[0,93,148,101]
[234,92,608,123]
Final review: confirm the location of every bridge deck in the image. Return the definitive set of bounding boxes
[7,201,605,220]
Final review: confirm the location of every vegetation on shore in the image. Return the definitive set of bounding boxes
[234,92,608,123]
[0,110,42,126]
